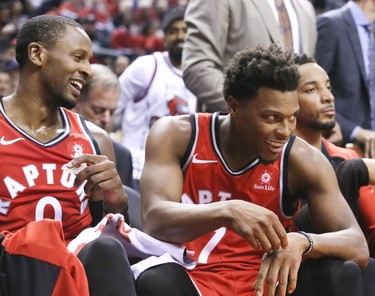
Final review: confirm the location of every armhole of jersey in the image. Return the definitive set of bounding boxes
[134,54,158,103]
[180,113,198,170]
[78,116,101,155]
[322,141,347,169]
[281,135,297,217]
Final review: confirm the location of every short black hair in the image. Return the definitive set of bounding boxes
[223,44,300,101]
[293,52,316,66]
[16,14,83,69]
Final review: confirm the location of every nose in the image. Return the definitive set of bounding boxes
[177,29,186,41]
[276,120,294,138]
[100,110,111,126]
[80,61,93,80]
[321,88,334,103]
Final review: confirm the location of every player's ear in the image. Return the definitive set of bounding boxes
[227,95,240,115]
[28,42,46,66]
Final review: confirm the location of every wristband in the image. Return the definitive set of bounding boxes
[298,231,314,256]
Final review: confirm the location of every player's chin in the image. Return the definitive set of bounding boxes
[61,97,78,110]
[259,153,278,164]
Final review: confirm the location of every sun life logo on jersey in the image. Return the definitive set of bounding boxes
[253,170,275,191]
[71,143,84,158]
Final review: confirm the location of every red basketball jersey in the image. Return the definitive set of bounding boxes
[181,113,296,294]
[0,102,99,244]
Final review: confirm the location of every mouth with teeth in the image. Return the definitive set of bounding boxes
[70,80,83,97]
[264,139,287,155]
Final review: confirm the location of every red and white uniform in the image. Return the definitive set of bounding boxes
[321,138,375,256]
[0,101,99,244]
[117,51,197,181]
[181,113,297,296]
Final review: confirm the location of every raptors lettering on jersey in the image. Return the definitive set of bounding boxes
[0,104,98,244]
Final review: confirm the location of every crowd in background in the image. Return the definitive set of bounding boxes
[0,0,347,97]
[0,0,188,95]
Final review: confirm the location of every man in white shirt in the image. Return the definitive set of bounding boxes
[116,7,197,190]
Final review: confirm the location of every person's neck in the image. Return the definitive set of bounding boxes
[219,115,258,170]
[168,53,182,69]
[294,126,323,151]
[3,90,62,142]
[357,0,375,22]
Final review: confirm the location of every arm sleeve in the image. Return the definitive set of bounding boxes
[116,55,156,113]
[182,0,229,112]
[335,158,369,217]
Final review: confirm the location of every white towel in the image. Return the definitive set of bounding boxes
[67,213,196,278]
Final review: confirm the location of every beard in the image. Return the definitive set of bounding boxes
[62,99,77,110]
[168,47,183,63]
[56,94,77,110]
[310,118,336,131]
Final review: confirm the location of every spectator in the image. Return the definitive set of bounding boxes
[116,6,196,191]
[0,70,12,96]
[315,0,375,157]
[136,44,368,296]
[110,10,144,56]
[112,54,130,77]
[182,0,317,112]
[73,63,134,189]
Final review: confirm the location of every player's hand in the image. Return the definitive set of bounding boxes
[253,232,307,296]
[229,200,288,253]
[354,128,375,158]
[67,154,127,213]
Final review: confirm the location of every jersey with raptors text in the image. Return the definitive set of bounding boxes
[0,101,99,244]
[181,112,297,271]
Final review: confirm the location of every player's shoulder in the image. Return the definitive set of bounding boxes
[290,136,328,166]
[150,114,192,136]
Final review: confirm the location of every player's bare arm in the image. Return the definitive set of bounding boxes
[141,115,288,251]
[254,137,368,296]
[289,137,368,265]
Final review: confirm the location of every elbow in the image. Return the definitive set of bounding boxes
[141,210,168,241]
[350,237,369,268]
[353,245,369,268]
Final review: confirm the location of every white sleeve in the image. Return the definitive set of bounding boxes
[116,54,157,112]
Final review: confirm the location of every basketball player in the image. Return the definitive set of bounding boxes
[293,53,375,236]
[0,15,136,295]
[136,45,369,296]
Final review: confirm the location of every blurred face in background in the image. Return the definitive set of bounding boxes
[76,84,120,132]
[0,71,12,96]
[164,18,187,63]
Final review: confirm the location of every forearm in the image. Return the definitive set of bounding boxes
[305,228,369,267]
[183,64,228,112]
[142,199,232,244]
[362,158,375,185]
[182,0,229,112]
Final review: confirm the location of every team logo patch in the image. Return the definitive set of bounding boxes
[71,143,84,158]
[253,170,275,191]
[62,143,87,175]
